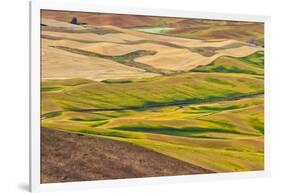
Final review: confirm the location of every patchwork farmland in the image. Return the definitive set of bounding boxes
[40,10,264,183]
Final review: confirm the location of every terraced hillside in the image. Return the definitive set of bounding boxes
[41,10,265,183]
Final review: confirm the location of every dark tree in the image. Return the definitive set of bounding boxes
[70,17,78,25]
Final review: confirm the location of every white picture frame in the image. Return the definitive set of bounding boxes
[30,0,271,192]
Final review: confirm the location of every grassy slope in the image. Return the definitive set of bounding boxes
[41,51,264,172]
[192,51,264,75]
[41,72,263,114]
[42,95,264,172]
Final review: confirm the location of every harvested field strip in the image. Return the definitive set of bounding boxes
[41,26,120,34]
[42,35,190,49]
[41,39,158,81]
[41,35,96,43]
[52,46,176,75]
[42,30,146,43]
[44,39,261,72]
[42,34,249,57]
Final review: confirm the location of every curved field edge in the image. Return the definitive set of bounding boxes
[191,51,264,75]
[45,37,262,72]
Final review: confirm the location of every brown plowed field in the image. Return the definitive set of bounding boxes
[41,128,213,183]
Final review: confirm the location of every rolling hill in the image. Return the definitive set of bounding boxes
[40,10,265,182]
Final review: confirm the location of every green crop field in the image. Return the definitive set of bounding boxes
[41,51,264,173]
[192,51,264,75]
[134,27,176,34]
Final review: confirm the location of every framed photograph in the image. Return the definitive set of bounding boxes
[30,0,270,192]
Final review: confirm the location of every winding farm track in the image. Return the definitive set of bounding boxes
[41,127,213,183]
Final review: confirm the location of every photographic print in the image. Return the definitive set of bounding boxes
[40,9,264,184]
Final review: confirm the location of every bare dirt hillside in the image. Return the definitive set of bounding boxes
[41,128,213,183]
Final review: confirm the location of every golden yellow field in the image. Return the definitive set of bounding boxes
[41,19,263,80]
[42,39,158,80]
